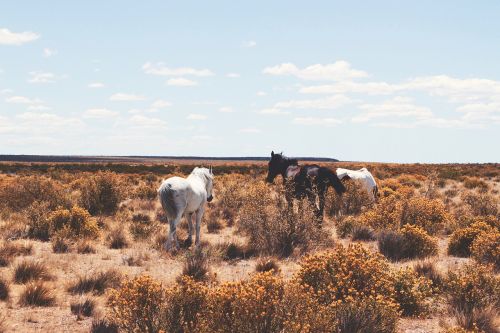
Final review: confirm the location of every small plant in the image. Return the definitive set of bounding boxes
[378,230,406,261]
[76,241,96,254]
[78,171,122,215]
[48,206,100,239]
[0,242,33,267]
[206,216,223,233]
[335,216,361,239]
[351,224,376,241]
[107,228,129,249]
[51,235,70,253]
[180,248,211,282]
[129,212,157,240]
[68,270,121,295]
[470,231,500,271]
[90,318,119,333]
[0,278,9,301]
[214,241,253,261]
[392,267,433,316]
[378,225,438,261]
[413,260,444,291]
[19,282,55,306]
[14,260,52,284]
[70,298,95,317]
[255,257,280,274]
[448,222,493,257]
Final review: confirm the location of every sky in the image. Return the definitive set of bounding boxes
[1,1,499,163]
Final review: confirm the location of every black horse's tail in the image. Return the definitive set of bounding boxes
[319,167,346,195]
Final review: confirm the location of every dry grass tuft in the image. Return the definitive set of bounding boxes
[90,318,119,333]
[179,248,211,282]
[255,257,280,274]
[19,282,55,307]
[107,228,129,249]
[413,260,444,290]
[68,270,121,295]
[70,297,95,318]
[0,278,9,301]
[0,242,32,267]
[13,260,52,284]
[76,241,96,254]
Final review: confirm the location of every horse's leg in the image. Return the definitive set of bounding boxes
[318,188,326,224]
[194,206,204,247]
[186,212,193,246]
[165,211,182,251]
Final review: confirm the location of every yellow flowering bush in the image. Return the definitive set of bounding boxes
[296,244,395,305]
[400,196,451,235]
[448,222,493,257]
[392,267,433,317]
[48,206,99,239]
[471,230,500,270]
[358,195,402,230]
[399,224,438,259]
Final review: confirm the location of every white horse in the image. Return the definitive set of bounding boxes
[336,167,378,200]
[158,167,214,251]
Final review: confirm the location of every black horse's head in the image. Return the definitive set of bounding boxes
[266,151,284,183]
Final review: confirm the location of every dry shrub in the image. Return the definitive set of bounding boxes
[78,171,122,215]
[70,298,95,318]
[461,191,499,217]
[392,268,433,317]
[51,235,69,253]
[0,242,32,267]
[19,282,55,306]
[213,174,248,225]
[68,270,121,295]
[397,174,424,188]
[122,252,148,266]
[0,278,8,301]
[206,213,223,233]
[14,260,52,284]
[448,222,493,257]
[76,240,96,254]
[133,182,157,200]
[378,225,438,261]
[351,224,376,241]
[0,175,71,213]
[238,182,326,257]
[255,257,280,274]
[413,260,444,291]
[129,212,157,240]
[180,248,211,282]
[445,264,500,332]
[90,318,119,333]
[24,201,52,241]
[358,195,402,231]
[335,216,361,238]
[463,177,489,191]
[48,206,100,239]
[108,275,206,333]
[214,241,254,261]
[296,244,395,305]
[471,231,500,271]
[326,181,372,216]
[107,228,129,249]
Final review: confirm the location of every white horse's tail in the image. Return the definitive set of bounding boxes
[158,183,177,218]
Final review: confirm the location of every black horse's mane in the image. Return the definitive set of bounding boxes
[280,153,298,166]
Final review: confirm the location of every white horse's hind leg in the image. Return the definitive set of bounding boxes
[186,213,194,246]
[165,212,182,251]
[194,207,204,247]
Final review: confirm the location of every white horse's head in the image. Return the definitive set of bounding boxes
[192,167,214,202]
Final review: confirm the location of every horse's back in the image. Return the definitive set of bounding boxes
[158,177,190,217]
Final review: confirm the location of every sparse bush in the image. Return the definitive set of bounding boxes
[206,215,223,233]
[68,270,121,295]
[107,228,129,249]
[0,278,9,301]
[463,177,488,191]
[214,241,254,261]
[358,195,402,231]
[70,298,95,317]
[326,181,372,216]
[445,264,500,332]
[133,182,157,200]
[378,225,438,261]
[351,224,376,241]
[413,260,444,291]
[24,201,52,241]
[14,260,51,284]
[255,257,280,274]
[400,197,451,235]
[78,171,122,215]
[48,206,99,239]
[448,222,493,257]
[461,192,499,217]
[90,318,119,333]
[392,268,433,316]
[19,282,55,306]
[76,241,96,254]
[335,216,361,238]
[0,242,32,267]
[129,212,157,240]
[238,182,326,257]
[180,248,211,282]
[51,235,69,253]
[471,231,500,271]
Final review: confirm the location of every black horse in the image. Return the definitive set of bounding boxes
[266,151,346,223]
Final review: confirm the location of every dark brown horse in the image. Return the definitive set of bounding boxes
[266,151,345,223]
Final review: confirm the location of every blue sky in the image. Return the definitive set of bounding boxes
[1,1,499,162]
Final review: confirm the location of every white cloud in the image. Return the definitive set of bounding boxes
[167,78,198,86]
[256,91,267,96]
[456,102,500,114]
[226,73,240,78]
[151,99,172,108]
[263,61,368,81]
[352,97,432,123]
[142,62,213,76]
[259,108,290,115]
[110,93,146,101]
[218,107,234,113]
[5,95,43,105]
[129,115,167,128]
[241,40,257,48]
[43,48,57,57]
[275,95,352,109]
[300,81,398,95]
[84,108,119,119]
[239,127,260,133]
[187,113,207,120]
[1,89,13,94]
[293,117,342,126]
[16,112,84,130]
[28,71,56,83]
[27,105,51,111]
[0,28,39,45]
[88,82,105,88]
